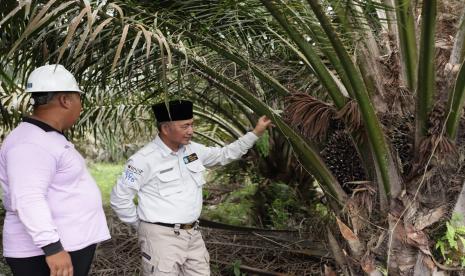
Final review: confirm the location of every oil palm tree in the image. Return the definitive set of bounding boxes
[2,0,465,274]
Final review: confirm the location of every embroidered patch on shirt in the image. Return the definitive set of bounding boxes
[127,164,143,175]
[124,164,143,184]
[183,153,199,164]
[160,167,174,174]
[124,171,136,183]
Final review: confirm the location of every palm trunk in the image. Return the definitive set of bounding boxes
[445,60,465,139]
[394,0,418,90]
[414,0,437,154]
[449,8,465,66]
[381,0,399,42]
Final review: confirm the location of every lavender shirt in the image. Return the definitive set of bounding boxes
[0,119,110,257]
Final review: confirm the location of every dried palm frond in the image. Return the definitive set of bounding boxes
[72,0,95,59]
[427,103,447,136]
[285,92,335,141]
[390,86,414,114]
[86,17,114,48]
[56,5,91,65]
[108,3,124,18]
[137,24,152,60]
[335,100,363,133]
[111,24,129,73]
[124,30,143,72]
[345,181,376,235]
[414,103,457,167]
[7,0,72,57]
[0,0,28,28]
[417,134,457,167]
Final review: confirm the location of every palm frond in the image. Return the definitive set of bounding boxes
[285,92,336,141]
[335,100,363,133]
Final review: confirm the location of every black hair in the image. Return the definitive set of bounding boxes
[31,92,57,107]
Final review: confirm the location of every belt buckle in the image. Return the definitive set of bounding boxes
[174,223,181,236]
[183,223,194,230]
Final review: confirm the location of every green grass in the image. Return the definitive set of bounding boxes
[88,162,124,205]
[202,176,257,226]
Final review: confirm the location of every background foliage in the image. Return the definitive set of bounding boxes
[2,0,465,274]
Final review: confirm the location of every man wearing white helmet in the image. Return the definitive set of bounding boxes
[0,64,110,276]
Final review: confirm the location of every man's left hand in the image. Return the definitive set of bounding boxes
[253,116,272,137]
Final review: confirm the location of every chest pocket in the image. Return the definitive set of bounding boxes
[156,162,182,197]
[186,161,206,187]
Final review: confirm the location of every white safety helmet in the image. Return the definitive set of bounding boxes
[25,64,83,93]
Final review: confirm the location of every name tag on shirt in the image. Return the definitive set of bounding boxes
[160,167,174,174]
[183,153,198,164]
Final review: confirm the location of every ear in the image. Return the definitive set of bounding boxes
[56,93,72,109]
[160,122,171,136]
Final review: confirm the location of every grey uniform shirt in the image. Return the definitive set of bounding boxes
[110,132,258,227]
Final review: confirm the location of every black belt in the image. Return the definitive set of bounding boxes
[143,221,198,230]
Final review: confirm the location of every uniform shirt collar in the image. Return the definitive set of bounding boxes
[154,135,186,157]
[23,117,68,140]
